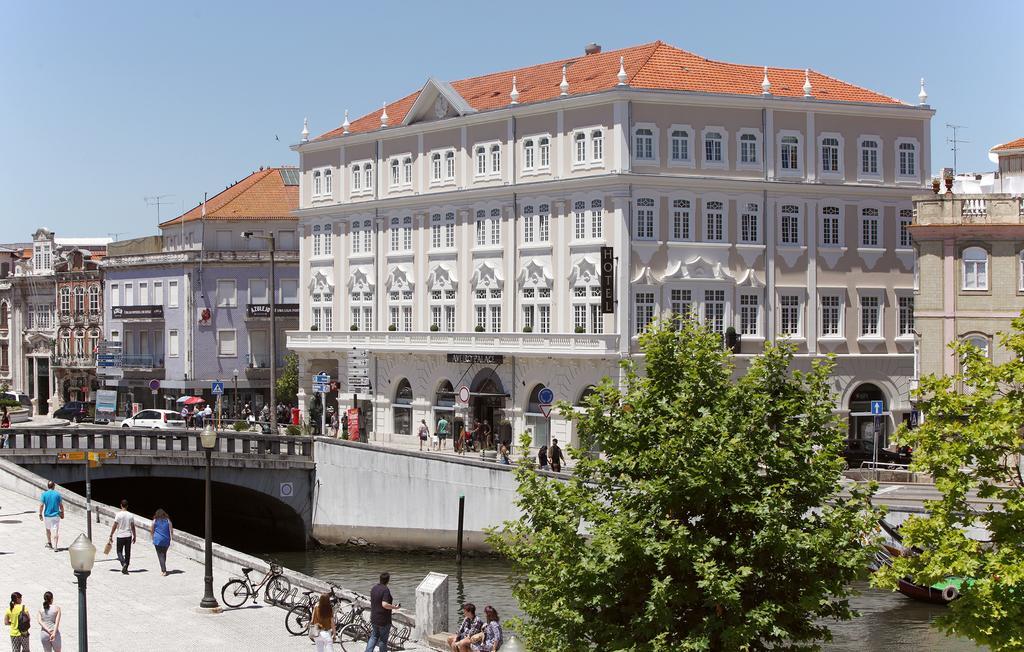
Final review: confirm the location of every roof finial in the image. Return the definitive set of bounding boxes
[803,68,812,98]
[301,117,309,142]
[761,66,771,96]
[510,75,519,105]
[380,102,389,128]
[918,77,928,105]
[617,56,628,86]
[559,65,569,96]
[342,110,350,135]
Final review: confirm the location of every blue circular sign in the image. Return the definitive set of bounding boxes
[537,387,554,404]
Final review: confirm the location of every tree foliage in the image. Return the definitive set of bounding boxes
[490,319,880,650]
[276,352,299,405]
[873,316,1024,650]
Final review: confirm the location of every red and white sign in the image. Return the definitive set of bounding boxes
[457,385,471,404]
[539,403,552,418]
[347,407,360,441]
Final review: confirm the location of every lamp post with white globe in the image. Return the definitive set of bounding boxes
[68,534,96,652]
[200,423,220,609]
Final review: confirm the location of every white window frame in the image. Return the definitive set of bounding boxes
[634,197,658,241]
[389,154,413,191]
[632,123,659,165]
[520,203,551,245]
[895,137,920,183]
[216,279,237,308]
[962,247,989,291]
[1019,250,1024,292]
[817,132,844,180]
[167,280,178,308]
[897,207,914,250]
[633,289,657,335]
[738,198,761,244]
[168,329,180,357]
[857,135,883,182]
[819,293,845,339]
[590,128,604,164]
[668,124,695,168]
[778,130,803,177]
[110,283,120,308]
[520,285,552,334]
[249,278,269,305]
[312,166,333,199]
[703,197,727,243]
[738,291,761,337]
[522,138,536,172]
[896,293,914,339]
[820,204,844,248]
[473,142,501,180]
[736,128,761,171]
[429,148,457,186]
[778,292,804,338]
[429,212,457,251]
[668,194,695,242]
[859,205,883,250]
[778,202,803,247]
[570,126,605,170]
[701,127,729,170]
[858,291,884,339]
[217,329,237,357]
[473,207,502,248]
[349,159,374,196]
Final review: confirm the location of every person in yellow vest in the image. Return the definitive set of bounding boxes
[4,592,30,652]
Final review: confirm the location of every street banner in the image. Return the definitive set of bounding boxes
[347,407,360,441]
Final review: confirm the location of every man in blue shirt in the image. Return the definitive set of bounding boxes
[38,481,63,551]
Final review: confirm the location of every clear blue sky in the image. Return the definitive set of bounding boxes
[1,0,1020,239]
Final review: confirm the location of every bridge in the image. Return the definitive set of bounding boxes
[0,427,314,550]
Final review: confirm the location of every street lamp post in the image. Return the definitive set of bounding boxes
[199,424,220,609]
[232,369,239,419]
[68,534,96,652]
[241,231,277,434]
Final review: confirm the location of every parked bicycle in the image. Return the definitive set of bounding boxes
[284,585,353,636]
[335,608,411,651]
[220,562,291,608]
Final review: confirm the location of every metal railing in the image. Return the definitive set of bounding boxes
[121,354,163,368]
[51,355,97,368]
[0,428,313,459]
[961,198,988,218]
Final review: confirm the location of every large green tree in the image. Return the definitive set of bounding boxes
[276,352,299,405]
[490,319,880,650]
[873,318,1024,650]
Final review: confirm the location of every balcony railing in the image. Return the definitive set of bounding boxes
[287,330,620,357]
[52,355,97,369]
[122,354,164,369]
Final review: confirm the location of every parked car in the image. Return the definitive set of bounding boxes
[53,401,92,423]
[841,438,912,469]
[120,409,186,429]
[2,391,32,411]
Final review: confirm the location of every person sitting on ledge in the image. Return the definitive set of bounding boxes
[447,602,482,652]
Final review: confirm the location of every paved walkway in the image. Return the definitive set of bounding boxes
[0,485,430,651]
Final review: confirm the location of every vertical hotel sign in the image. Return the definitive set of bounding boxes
[600,246,615,314]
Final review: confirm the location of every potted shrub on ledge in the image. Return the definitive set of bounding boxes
[429,324,440,332]
[725,326,741,353]
[350,324,358,331]
[388,324,398,331]
[574,325,586,334]
[475,324,486,333]
[523,325,533,333]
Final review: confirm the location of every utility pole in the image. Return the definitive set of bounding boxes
[144,195,175,225]
[946,124,969,175]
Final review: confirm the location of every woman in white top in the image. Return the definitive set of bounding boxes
[38,591,61,652]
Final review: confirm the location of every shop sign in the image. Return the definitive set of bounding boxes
[111,305,164,319]
[447,353,504,365]
[246,303,300,318]
[600,246,615,314]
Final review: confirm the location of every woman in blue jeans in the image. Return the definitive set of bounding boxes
[151,508,173,576]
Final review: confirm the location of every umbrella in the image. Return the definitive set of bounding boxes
[175,396,206,405]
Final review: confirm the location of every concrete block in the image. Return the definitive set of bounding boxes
[415,571,449,642]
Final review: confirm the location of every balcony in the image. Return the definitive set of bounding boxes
[122,354,164,369]
[914,193,1024,227]
[287,330,620,358]
[52,355,97,369]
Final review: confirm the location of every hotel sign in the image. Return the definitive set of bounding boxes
[600,246,615,314]
[246,303,300,318]
[111,305,163,319]
[447,353,504,365]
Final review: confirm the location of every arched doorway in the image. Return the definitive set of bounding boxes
[469,369,505,447]
[847,382,888,447]
[434,380,454,430]
[393,379,413,437]
[525,384,550,448]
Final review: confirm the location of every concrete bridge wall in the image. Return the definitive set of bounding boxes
[312,439,532,550]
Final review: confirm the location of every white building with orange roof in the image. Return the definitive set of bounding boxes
[289,40,933,452]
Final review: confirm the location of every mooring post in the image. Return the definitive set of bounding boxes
[456,493,465,563]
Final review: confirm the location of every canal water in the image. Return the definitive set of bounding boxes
[275,548,982,650]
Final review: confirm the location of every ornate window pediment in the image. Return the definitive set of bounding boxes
[427,262,458,291]
[308,270,335,294]
[569,256,599,286]
[471,261,504,290]
[631,265,658,285]
[518,258,553,288]
[664,256,732,282]
[386,264,415,292]
[735,269,765,288]
[348,265,375,292]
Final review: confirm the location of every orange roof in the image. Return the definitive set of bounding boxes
[160,167,299,227]
[992,137,1024,152]
[316,41,904,141]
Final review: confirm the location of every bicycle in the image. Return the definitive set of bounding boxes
[284,585,352,636]
[220,562,292,609]
[336,608,411,651]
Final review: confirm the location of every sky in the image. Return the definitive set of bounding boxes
[1,0,1020,239]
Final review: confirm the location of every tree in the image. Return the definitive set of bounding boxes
[873,317,1024,650]
[490,319,880,650]
[276,352,299,405]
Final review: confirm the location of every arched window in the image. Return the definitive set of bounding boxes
[522,139,535,170]
[323,168,332,194]
[363,162,373,189]
[576,385,597,406]
[591,129,603,162]
[74,286,85,314]
[74,329,85,356]
[490,144,501,174]
[312,225,322,256]
[634,128,654,160]
[575,132,587,164]
[313,169,322,196]
[431,153,442,181]
[390,159,400,186]
[780,135,800,171]
[323,223,332,255]
[0,302,7,329]
[962,247,988,290]
[539,137,550,168]
[965,334,989,358]
[434,380,455,426]
[402,157,413,184]
[88,285,99,313]
[393,378,413,437]
[351,164,362,190]
[445,151,456,179]
[704,131,723,163]
[60,287,70,315]
[475,146,486,176]
[739,133,758,164]
[821,137,840,173]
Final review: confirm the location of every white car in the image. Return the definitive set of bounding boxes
[120,409,186,429]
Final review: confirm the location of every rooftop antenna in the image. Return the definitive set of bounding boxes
[106,232,127,242]
[946,124,969,175]
[144,194,175,225]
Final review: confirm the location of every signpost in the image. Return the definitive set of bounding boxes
[539,404,552,419]
[95,389,117,422]
[56,450,116,539]
[457,385,471,404]
[870,400,884,472]
[211,382,225,429]
[537,387,554,405]
[346,350,369,395]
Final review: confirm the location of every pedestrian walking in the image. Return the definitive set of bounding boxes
[308,593,335,652]
[151,508,173,576]
[107,499,137,574]
[38,482,63,551]
[365,572,400,652]
[537,444,549,471]
[330,408,340,438]
[436,415,449,451]
[36,592,60,652]
[482,420,493,450]
[549,438,566,473]
[1,405,11,428]
[417,419,429,452]
[4,592,30,652]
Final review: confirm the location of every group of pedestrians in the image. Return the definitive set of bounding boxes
[5,591,62,652]
[180,403,213,429]
[537,438,567,473]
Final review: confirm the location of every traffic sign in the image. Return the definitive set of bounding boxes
[537,387,554,404]
[211,381,225,396]
[313,383,329,393]
[457,385,470,404]
[314,373,331,384]
[539,403,553,419]
[149,379,161,392]
[870,400,884,415]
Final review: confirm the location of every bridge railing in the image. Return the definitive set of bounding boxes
[0,428,313,459]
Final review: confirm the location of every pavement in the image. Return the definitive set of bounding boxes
[0,485,432,651]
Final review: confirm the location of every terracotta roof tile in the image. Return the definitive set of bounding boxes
[992,137,1024,152]
[160,168,299,227]
[314,41,904,142]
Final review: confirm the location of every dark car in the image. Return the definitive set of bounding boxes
[53,401,92,423]
[841,439,912,469]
